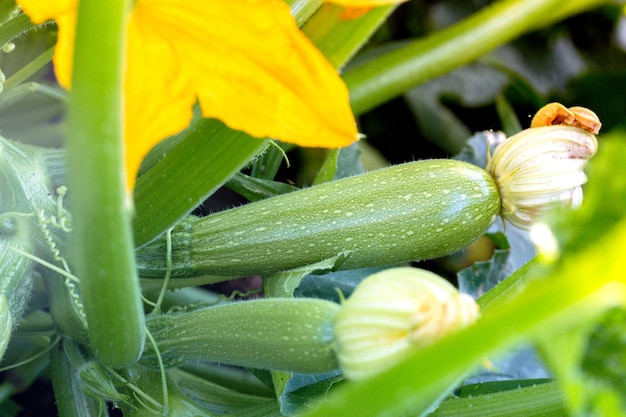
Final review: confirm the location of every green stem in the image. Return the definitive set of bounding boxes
[2,46,55,92]
[287,0,323,27]
[66,0,144,367]
[345,0,609,115]
[50,339,110,417]
[41,267,90,347]
[0,82,67,110]
[477,257,539,310]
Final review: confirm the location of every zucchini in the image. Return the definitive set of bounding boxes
[136,159,501,277]
[142,298,340,373]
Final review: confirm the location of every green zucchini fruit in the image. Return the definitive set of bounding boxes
[142,298,340,373]
[136,159,501,277]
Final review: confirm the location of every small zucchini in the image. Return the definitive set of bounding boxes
[142,298,340,373]
[136,159,500,277]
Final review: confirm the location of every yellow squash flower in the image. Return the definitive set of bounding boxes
[17,0,359,191]
[326,0,409,5]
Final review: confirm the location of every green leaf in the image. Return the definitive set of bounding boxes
[121,368,215,417]
[168,368,275,414]
[0,13,41,49]
[312,148,339,186]
[302,4,398,70]
[264,252,352,299]
[404,62,507,154]
[535,319,626,417]
[133,118,269,248]
[0,400,20,417]
[453,131,505,169]
[333,142,364,180]
[457,234,512,298]
[225,172,298,202]
[280,374,345,416]
[312,142,364,186]
[487,32,585,99]
[583,307,626,405]
[430,381,566,417]
[0,0,19,26]
[455,379,553,397]
[249,142,288,181]
[0,336,51,404]
[458,228,535,300]
[295,267,386,303]
[495,94,522,136]
[230,401,282,417]
[286,0,323,27]
[565,73,626,132]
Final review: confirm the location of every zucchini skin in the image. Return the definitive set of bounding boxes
[193,159,500,274]
[142,298,340,372]
[137,159,500,277]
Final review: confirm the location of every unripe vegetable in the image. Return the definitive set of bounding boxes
[136,159,501,277]
[142,298,340,373]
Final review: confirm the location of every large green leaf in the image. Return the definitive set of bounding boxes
[133,117,268,248]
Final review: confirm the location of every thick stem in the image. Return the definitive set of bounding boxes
[66,0,144,367]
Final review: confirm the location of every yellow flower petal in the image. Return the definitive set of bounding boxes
[155,0,357,148]
[325,0,409,6]
[18,0,76,88]
[18,0,358,191]
[125,8,196,190]
[17,0,75,23]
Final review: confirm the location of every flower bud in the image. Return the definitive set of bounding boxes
[486,124,598,230]
[333,267,479,381]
